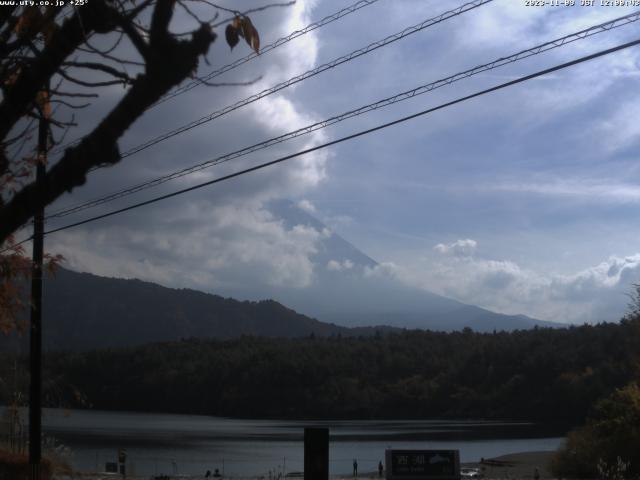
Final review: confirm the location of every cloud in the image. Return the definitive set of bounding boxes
[43,0,329,291]
[297,199,317,214]
[402,240,640,324]
[434,239,477,257]
[327,259,354,271]
[36,1,640,331]
[50,201,325,292]
[487,177,640,204]
[595,94,640,154]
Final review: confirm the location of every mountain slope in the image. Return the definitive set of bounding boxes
[233,200,559,332]
[5,267,356,352]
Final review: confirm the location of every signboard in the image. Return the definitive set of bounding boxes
[385,450,460,480]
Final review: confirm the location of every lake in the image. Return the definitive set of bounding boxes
[33,408,564,477]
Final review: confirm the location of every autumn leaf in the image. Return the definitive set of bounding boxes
[225,24,239,50]
[249,23,260,54]
[241,16,260,54]
[36,89,51,119]
[14,7,44,38]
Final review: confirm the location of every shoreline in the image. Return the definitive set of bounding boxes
[56,450,557,480]
[464,451,555,479]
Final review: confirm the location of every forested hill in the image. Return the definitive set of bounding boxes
[28,319,640,424]
[5,267,551,352]
[6,267,378,352]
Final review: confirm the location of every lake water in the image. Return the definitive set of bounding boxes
[32,408,564,477]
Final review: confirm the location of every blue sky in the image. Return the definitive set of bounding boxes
[41,0,640,324]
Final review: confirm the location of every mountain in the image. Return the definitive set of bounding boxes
[218,200,559,332]
[4,267,368,352]
[3,202,560,352]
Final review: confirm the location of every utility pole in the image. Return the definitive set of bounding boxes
[29,85,48,480]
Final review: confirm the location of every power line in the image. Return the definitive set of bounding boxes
[41,37,640,237]
[45,9,640,221]
[48,0,382,157]
[105,0,494,160]
[158,0,382,105]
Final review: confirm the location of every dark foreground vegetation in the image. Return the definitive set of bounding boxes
[551,382,640,478]
[2,319,638,424]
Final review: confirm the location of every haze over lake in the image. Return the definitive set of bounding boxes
[37,408,563,477]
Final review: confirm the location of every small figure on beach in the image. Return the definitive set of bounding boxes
[534,468,540,480]
[214,468,222,477]
[353,459,358,477]
[378,461,384,477]
[205,470,212,478]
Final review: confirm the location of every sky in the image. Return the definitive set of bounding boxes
[32,0,640,325]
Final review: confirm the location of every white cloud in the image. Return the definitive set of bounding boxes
[434,239,477,258]
[44,0,328,293]
[297,199,317,214]
[50,201,324,292]
[488,177,640,204]
[326,259,354,271]
[401,240,640,324]
[596,94,640,154]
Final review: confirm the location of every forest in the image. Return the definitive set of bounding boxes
[1,319,638,425]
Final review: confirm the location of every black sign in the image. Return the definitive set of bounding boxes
[386,450,460,480]
[304,427,329,480]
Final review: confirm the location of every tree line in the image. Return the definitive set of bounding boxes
[2,319,637,425]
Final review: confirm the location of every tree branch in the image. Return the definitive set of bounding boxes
[57,68,127,87]
[0,2,119,141]
[62,61,135,83]
[0,22,216,244]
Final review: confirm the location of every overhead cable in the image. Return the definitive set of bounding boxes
[41,37,640,237]
[45,9,640,221]
[48,0,382,156]
[158,0,383,105]
[110,0,494,160]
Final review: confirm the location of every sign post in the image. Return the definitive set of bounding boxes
[304,428,329,480]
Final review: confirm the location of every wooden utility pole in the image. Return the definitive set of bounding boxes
[29,86,48,480]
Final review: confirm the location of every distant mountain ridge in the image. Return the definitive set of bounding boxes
[3,201,561,352]
[4,267,361,352]
[3,264,556,352]
[232,200,560,332]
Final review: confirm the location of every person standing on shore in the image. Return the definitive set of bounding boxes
[353,459,358,477]
[378,461,384,477]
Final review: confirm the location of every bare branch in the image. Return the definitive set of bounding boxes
[0,1,121,141]
[57,69,127,88]
[116,15,150,61]
[49,99,91,110]
[77,42,145,66]
[82,30,126,56]
[212,1,296,28]
[50,90,99,98]
[61,61,135,83]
